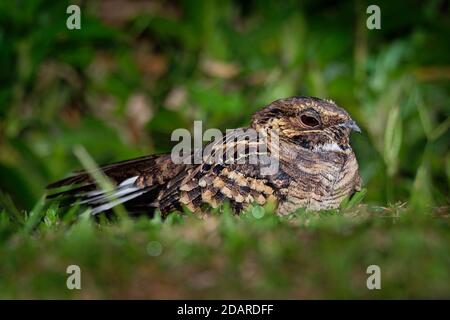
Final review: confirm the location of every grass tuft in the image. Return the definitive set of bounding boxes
[0,202,448,299]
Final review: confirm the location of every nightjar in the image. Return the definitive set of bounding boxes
[47,96,362,216]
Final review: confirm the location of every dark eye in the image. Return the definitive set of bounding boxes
[300,114,320,127]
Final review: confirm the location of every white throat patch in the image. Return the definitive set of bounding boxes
[316,142,344,152]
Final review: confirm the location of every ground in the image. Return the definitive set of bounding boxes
[0,197,448,299]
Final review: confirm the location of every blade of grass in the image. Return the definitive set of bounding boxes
[23,195,46,233]
[0,191,24,225]
[340,188,367,210]
[73,145,130,223]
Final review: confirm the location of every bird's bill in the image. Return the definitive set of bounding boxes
[342,119,361,133]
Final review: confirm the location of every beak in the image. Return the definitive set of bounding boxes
[342,120,361,133]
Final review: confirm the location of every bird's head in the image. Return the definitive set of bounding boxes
[251,96,360,152]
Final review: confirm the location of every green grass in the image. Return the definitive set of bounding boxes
[0,201,448,299]
[0,0,449,299]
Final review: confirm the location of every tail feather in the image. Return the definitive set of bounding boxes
[89,189,150,215]
[46,155,159,189]
[79,176,140,205]
[46,154,169,215]
[46,153,188,215]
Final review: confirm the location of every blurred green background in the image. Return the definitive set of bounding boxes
[0,0,449,300]
[0,0,449,212]
[0,0,450,209]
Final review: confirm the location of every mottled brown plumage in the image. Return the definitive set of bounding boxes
[47,96,362,216]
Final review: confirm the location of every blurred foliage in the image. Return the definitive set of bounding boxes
[0,0,449,211]
[0,0,449,300]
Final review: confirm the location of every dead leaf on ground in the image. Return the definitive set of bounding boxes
[201,58,240,79]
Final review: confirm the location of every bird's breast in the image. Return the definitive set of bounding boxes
[277,148,360,214]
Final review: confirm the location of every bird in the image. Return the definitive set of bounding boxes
[47,96,362,217]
